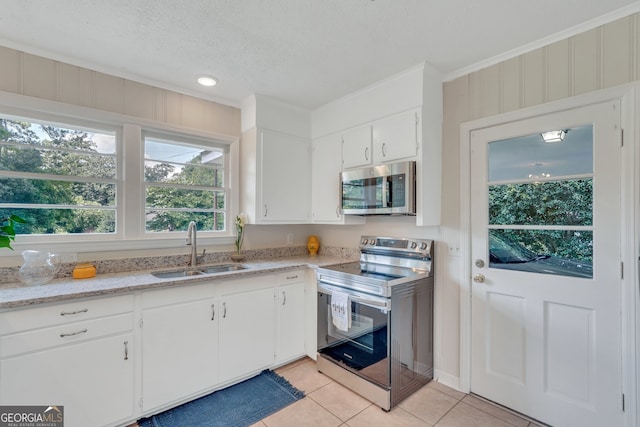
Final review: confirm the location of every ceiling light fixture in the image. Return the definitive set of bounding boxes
[197,75,218,87]
[541,129,566,143]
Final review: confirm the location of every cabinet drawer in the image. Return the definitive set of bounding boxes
[0,313,134,358]
[142,282,214,309]
[0,294,134,335]
[278,270,305,284]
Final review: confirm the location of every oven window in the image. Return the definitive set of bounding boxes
[319,295,390,388]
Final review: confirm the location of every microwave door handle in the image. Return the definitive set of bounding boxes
[385,176,392,207]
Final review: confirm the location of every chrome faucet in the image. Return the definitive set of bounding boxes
[186,221,197,266]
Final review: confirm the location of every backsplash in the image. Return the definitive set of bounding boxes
[0,245,359,286]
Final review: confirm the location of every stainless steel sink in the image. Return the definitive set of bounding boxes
[151,264,247,278]
[151,269,204,278]
[201,264,247,274]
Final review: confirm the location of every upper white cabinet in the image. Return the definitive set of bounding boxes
[312,62,443,226]
[372,110,419,162]
[258,129,311,222]
[342,125,372,169]
[311,134,365,224]
[240,95,312,224]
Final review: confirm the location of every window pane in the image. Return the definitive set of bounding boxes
[489,179,592,226]
[489,229,592,278]
[145,139,224,187]
[144,137,227,234]
[144,160,222,186]
[145,211,225,232]
[488,124,593,182]
[0,178,116,206]
[0,208,115,234]
[146,187,224,209]
[0,145,116,179]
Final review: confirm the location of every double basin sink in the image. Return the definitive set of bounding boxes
[152,264,247,279]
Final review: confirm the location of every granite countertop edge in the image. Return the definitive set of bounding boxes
[0,255,354,309]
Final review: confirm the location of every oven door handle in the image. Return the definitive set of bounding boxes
[317,282,390,312]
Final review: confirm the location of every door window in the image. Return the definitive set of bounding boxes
[487,125,593,278]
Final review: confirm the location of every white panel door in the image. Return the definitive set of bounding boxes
[470,101,622,427]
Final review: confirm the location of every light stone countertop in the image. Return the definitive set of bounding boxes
[0,255,354,309]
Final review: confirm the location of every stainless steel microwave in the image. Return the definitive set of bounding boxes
[341,160,416,215]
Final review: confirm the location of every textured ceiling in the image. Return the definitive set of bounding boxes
[0,0,639,109]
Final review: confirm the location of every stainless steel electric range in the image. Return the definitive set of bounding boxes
[316,235,434,410]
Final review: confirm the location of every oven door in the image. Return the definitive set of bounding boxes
[317,281,391,388]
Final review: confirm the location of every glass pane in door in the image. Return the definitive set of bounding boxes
[487,125,594,278]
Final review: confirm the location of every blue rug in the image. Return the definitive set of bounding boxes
[139,370,304,427]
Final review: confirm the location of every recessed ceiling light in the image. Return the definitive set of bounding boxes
[197,75,218,87]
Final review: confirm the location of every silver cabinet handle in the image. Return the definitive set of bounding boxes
[60,328,88,338]
[382,142,387,157]
[286,275,298,280]
[211,303,215,321]
[264,204,268,217]
[282,291,286,306]
[124,340,129,360]
[364,146,369,161]
[336,205,340,218]
[223,302,227,318]
[60,308,88,316]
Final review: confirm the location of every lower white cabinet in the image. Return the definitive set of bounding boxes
[0,268,312,427]
[276,272,306,363]
[219,286,276,383]
[141,290,218,412]
[0,295,135,427]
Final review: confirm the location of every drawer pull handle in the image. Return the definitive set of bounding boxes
[282,291,286,306]
[286,275,298,280]
[124,340,129,360]
[60,328,88,338]
[60,308,88,316]
[211,304,215,321]
[223,302,227,318]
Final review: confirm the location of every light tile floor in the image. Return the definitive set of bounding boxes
[252,357,543,427]
[132,357,543,427]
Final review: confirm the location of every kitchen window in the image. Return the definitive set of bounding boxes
[0,111,233,248]
[0,116,118,236]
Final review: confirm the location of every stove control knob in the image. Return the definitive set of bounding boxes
[420,242,428,250]
[410,242,417,249]
[361,238,368,245]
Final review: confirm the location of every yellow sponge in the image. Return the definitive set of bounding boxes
[73,263,96,279]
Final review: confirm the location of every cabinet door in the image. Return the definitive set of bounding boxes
[260,129,310,222]
[373,110,418,162]
[342,125,372,169]
[142,298,218,412]
[219,287,275,383]
[0,333,134,427]
[311,134,343,223]
[276,281,306,363]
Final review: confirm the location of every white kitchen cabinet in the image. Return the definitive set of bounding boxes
[218,286,276,383]
[141,284,218,412]
[311,134,365,224]
[276,271,306,364]
[342,125,372,169]
[372,109,419,162]
[241,127,311,224]
[0,295,135,427]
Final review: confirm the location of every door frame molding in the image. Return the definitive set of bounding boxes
[459,84,638,426]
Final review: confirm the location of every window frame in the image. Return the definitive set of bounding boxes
[0,93,238,256]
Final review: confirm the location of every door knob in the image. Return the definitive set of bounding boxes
[473,273,485,283]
